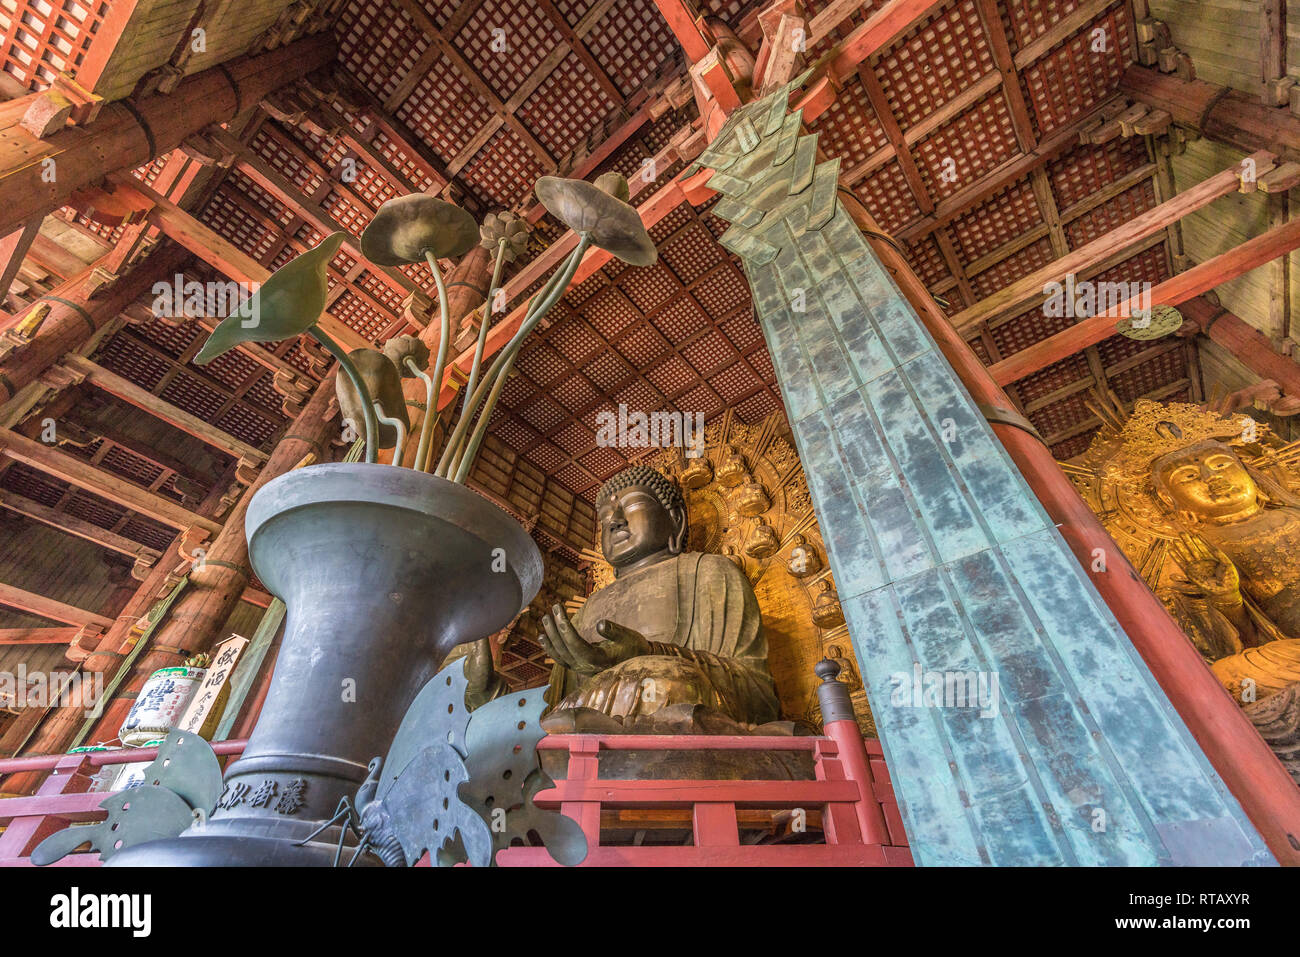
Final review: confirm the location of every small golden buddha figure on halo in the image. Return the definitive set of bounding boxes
[787,534,821,578]
[533,465,781,734]
[717,444,747,487]
[744,516,780,558]
[733,471,770,517]
[812,579,845,628]
[679,454,713,489]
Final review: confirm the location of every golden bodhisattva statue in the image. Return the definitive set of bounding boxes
[1069,399,1300,780]
[536,465,782,734]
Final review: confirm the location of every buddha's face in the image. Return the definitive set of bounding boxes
[1156,443,1260,520]
[598,486,681,569]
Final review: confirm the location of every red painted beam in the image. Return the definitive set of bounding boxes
[828,0,948,81]
[989,214,1300,384]
[653,0,716,63]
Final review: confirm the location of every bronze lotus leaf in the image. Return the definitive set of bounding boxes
[534,173,656,267]
[360,194,479,266]
[195,232,346,365]
[479,211,530,263]
[383,334,430,378]
[335,348,409,448]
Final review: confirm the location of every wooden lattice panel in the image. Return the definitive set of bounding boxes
[989,290,1068,355]
[950,178,1042,262]
[519,51,618,160]
[973,235,1055,299]
[336,0,433,105]
[460,125,545,208]
[1048,135,1148,207]
[0,0,103,88]
[459,0,565,100]
[1051,429,1099,461]
[808,74,889,169]
[905,234,951,289]
[206,190,279,264]
[1027,389,1093,439]
[1066,179,1157,247]
[583,0,675,97]
[914,92,1018,203]
[371,128,439,192]
[395,52,496,162]
[1006,0,1087,47]
[852,160,922,233]
[877,0,996,131]
[1108,347,1189,403]
[1011,353,1089,403]
[1020,2,1131,136]
[329,289,392,342]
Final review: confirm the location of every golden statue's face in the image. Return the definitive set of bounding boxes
[1157,445,1259,519]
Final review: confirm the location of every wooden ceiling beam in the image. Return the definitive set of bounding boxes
[390,0,556,170]
[0,427,220,535]
[989,215,1300,385]
[0,582,112,630]
[952,150,1271,334]
[0,487,161,564]
[100,173,369,351]
[1121,65,1300,164]
[894,95,1126,243]
[0,33,336,238]
[57,354,267,463]
[1012,0,1118,71]
[0,626,82,646]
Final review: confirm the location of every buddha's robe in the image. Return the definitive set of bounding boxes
[546,552,780,726]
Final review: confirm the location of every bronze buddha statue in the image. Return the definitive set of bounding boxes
[536,465,781,734]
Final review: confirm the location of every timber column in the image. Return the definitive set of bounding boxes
[0,34,336,236]
[86,371,340,741]
[696,82,1274,865]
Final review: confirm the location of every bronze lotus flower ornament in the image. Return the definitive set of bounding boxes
[360,195,479,266]
[479,211,529,263]
[533,171,656,267]
[336,348,409,453]
[383,334,430,377]
[195,232,346,366]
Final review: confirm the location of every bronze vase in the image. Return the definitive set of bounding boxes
[110,463,543,866]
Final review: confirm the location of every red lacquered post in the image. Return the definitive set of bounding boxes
[816,660,890,847]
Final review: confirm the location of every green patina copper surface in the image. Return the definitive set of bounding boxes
[697,80,1272,866]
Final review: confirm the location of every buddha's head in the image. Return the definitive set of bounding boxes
[596,466,688,573]
[1153,440,1263,523]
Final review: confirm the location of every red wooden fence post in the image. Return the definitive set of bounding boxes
[0,753,91,860]
[816,661,891,846]
[561,737,602,848]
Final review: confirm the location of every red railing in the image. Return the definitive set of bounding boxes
[0,722,910,867]
[499,718,912,866]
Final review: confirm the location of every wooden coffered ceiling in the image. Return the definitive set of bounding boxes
[0,0,1242,539]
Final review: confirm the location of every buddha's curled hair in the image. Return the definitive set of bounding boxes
[597,465,686,518]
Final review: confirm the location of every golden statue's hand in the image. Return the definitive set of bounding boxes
[539,604,649,675]
[1170,534,1243,606]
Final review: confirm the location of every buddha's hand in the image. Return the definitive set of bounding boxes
[539,604,650,675]
[1171,534,1243,606]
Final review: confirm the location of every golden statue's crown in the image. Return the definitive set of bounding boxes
[1090,399,1256,480]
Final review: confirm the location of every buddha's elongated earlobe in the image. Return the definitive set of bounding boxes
[667,506,688,555]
